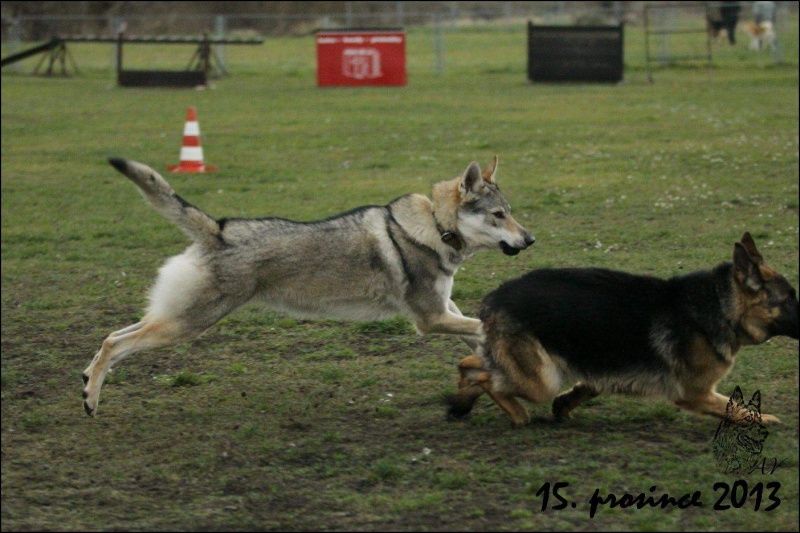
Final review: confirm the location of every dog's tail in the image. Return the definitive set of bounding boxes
[108,158,221,246]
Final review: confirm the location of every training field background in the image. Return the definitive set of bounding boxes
[2,17,799,532]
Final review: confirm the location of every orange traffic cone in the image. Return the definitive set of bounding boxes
[167,106,217,173]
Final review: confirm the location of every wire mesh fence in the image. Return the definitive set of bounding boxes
[1,2,797,79]
[2,2,631,42]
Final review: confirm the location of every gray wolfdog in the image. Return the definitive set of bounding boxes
[82,156,534,416]
[448,233,798,427]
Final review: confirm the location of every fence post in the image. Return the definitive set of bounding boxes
[656,6,672,63]
[772,1,785,64]
[433,13,445,75]
[116,31,123,86]
[214,15,227,74]
[7,17,22,72]
[109,17,126,73]
[345,1,354,27]
[613,1,623,24]
[644,5,653,84]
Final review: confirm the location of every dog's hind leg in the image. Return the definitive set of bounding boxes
[82,317,191,416]
[552,382,599,420]
[82,319,148,383]
[82,249,253,416]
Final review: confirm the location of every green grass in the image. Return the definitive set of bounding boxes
[2,19,799,531]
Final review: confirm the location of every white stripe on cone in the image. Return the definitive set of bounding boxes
[183,121,200,136]
[168,107,217,172]
[180,146,204,162]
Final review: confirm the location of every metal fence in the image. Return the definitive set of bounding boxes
[0,2,626,76]
[3,1,798,42]
[643,1,790,78]
[2,2,630,42]
[2,1,795,76]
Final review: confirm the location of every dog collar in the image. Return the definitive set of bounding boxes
[432,211,464,251]
[440,231,463,251]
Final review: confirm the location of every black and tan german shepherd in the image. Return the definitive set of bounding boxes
[448,233,799,427]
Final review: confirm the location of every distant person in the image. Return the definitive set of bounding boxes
[752,0,777,24]
[707,1,742,45]
[745,1,777,51]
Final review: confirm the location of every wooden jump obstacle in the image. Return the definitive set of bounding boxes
[527,23,624,83]
[2,33,264,86]
[0,38,78,76]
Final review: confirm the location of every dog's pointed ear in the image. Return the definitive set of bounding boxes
[459,161,484,198]
[482,155,498,184]
[747,390,762,414]
[740,232,764,265]
[734,242,765,292]
[729,386,745,409]
[724,386,745,422]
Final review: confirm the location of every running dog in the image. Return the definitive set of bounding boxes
[82,156,534,416]
[448,233,798,427]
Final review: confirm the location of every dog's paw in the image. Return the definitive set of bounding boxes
[446,411,466,422]
[446,405,471,421]
[510,418,531,429]
[445,394,475,420]
[552,411,572,422]
[551,396,572,419]
[444,393,478,422]
[761,413,781,425]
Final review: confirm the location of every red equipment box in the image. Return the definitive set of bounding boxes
[316,30,407,87]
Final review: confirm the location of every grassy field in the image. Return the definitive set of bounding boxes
[2,20,799,531]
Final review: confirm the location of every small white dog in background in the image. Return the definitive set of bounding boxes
[745,20,776,51]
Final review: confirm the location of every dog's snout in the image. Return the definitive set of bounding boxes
[524,233,536,247]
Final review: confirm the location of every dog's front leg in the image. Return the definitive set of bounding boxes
[447,299,480,352]
[675,391,781,425]
[552,382,600,420]
[414,310,483,340]
[447,354,490,419]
